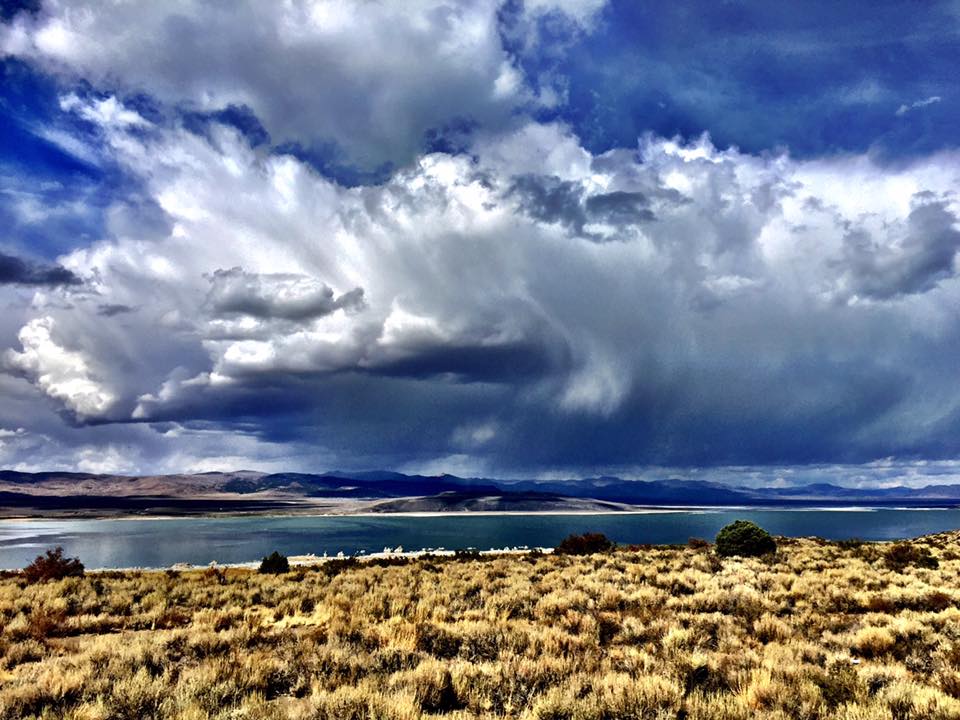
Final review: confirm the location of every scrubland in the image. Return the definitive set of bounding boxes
[1,532,960,719]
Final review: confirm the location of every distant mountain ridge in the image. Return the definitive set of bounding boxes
[2,469,960,509]
[220,472,500,499]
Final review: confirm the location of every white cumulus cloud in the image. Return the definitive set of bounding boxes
[4,316,115,420]
[1,0,606,172]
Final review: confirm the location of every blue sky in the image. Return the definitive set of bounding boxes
[538,1,958,159]
[0,0,959,485]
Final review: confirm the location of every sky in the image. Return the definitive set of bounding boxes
[0,0,959,485]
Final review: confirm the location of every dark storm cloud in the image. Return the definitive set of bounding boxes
[96,303,135,317]
[130,372,516,470]
[205,268,365,322]
[0,252,80,286]
[510,176,655,238]
[837,197,960,300]
[9,108,960,473]
[367,337,568,383]
[510,174,587,232]
[584,191,655,224]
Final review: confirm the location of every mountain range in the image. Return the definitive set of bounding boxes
[2,469,960,517]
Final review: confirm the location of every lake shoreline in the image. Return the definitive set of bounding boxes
[14,527,957,573]
[3,503,958,523]
[0,506,707,523]
[3,507,959,571]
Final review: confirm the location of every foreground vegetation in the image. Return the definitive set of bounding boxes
[2,532,960,719]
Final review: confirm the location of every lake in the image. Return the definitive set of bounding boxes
[1,508,959,569]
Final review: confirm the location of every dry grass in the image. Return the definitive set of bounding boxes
[1,531,959,719]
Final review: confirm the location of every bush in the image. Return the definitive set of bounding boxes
[554,533,615,555]
[203,566,226,584]
[415,623,462,659]
[810,663,862,708]
[885,542,938,571]
[258,551,290,574]
[714,521,776,557]
[319,557,360,577]
[22,547,84,583]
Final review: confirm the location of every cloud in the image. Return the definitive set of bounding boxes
[205,268,364,322]
[0,0,604,174]
[833,195,960,301]
[0,252,80,285]
[896,95,942,116]
[524,0,607,28]
[452,420,498,449]
[509,175,655,240]
[3,316,115,420]
[58,92,147,128]
[509,174,587,232]
[96,303,134,317]
[584,191,655,224]
[3,92,960,473]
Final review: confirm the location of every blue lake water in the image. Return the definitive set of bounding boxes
[1,508,959,569]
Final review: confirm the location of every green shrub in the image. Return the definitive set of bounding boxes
[319,557,360,577]
[714,521,776,557]
[884,542,938,571]
[22,547,84,583]
[554,533,615,555]
[258,551,290,574]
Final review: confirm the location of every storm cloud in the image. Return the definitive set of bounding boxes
[834,197,960,300]
[1,1,959,479]
[510,176,656,241]
[1,93,958,475]
[205,268,365,322]
[0,252,80,286]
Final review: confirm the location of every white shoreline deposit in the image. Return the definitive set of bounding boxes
[92,546,555,572]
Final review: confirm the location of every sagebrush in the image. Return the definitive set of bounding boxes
[1,532,959,719]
